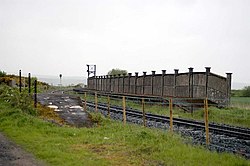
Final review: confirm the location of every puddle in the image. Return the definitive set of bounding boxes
[37,93,93,127]
[48,105,58,109]
[70,106,83,109]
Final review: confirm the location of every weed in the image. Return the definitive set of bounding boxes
[0,100,249,165]
[0,85,36,116]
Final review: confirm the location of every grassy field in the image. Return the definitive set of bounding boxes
[231,97,250,109]
[0,99,249,165]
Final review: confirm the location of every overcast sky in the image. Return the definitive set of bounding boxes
[1,0,250,86]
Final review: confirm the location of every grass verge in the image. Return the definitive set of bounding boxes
[0,99,249,166]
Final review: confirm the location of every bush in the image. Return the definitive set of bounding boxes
[242,86,250,97]
[0,85,37,115]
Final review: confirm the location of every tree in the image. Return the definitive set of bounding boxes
[242,86,250,97]
[0,70,6,77]
[107,68,128,76]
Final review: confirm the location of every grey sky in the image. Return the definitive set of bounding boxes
[1,0,250,86]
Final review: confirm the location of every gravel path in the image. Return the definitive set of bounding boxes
[0,133,45,166]
[37,91,93,127]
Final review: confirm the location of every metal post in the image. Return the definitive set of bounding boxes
[122,96,126,125]
[169,98,173,132]
[34,79,37,108]
[59,74,62,86]
[95,92,98,112]
[87,64,90,78]
[204,98,209,145]
[142,98,146,127]
[28,73,31,94]
[19,70,22,93]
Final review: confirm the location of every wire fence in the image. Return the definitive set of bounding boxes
[81,91,250,130]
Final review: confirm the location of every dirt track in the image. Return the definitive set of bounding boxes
[0,133,44,166]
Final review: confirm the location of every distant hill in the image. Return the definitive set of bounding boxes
[36,75,87,86]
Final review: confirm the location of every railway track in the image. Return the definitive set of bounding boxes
[84,101,250,159]
[73,88,216,111]
[72,89,250,158]
[86,101,250,140]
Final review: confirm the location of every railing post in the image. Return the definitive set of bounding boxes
[107,95,110,118]
[122,96,126,125]
[142,98,146,127]
[204,98,209,145]
[95,92,98,112]
[169,98,173,132]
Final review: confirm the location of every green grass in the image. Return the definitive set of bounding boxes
[231,97,250,109]
[0,99,249,165]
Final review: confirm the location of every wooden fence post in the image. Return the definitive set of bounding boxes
[122,96,126,125]
[169,98,173,132]
[95,92,98,112]
[142,98,146,127]
[107,95,110,118]
[204,98,209,145]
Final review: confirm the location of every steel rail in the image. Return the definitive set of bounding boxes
[85,101,250,140]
